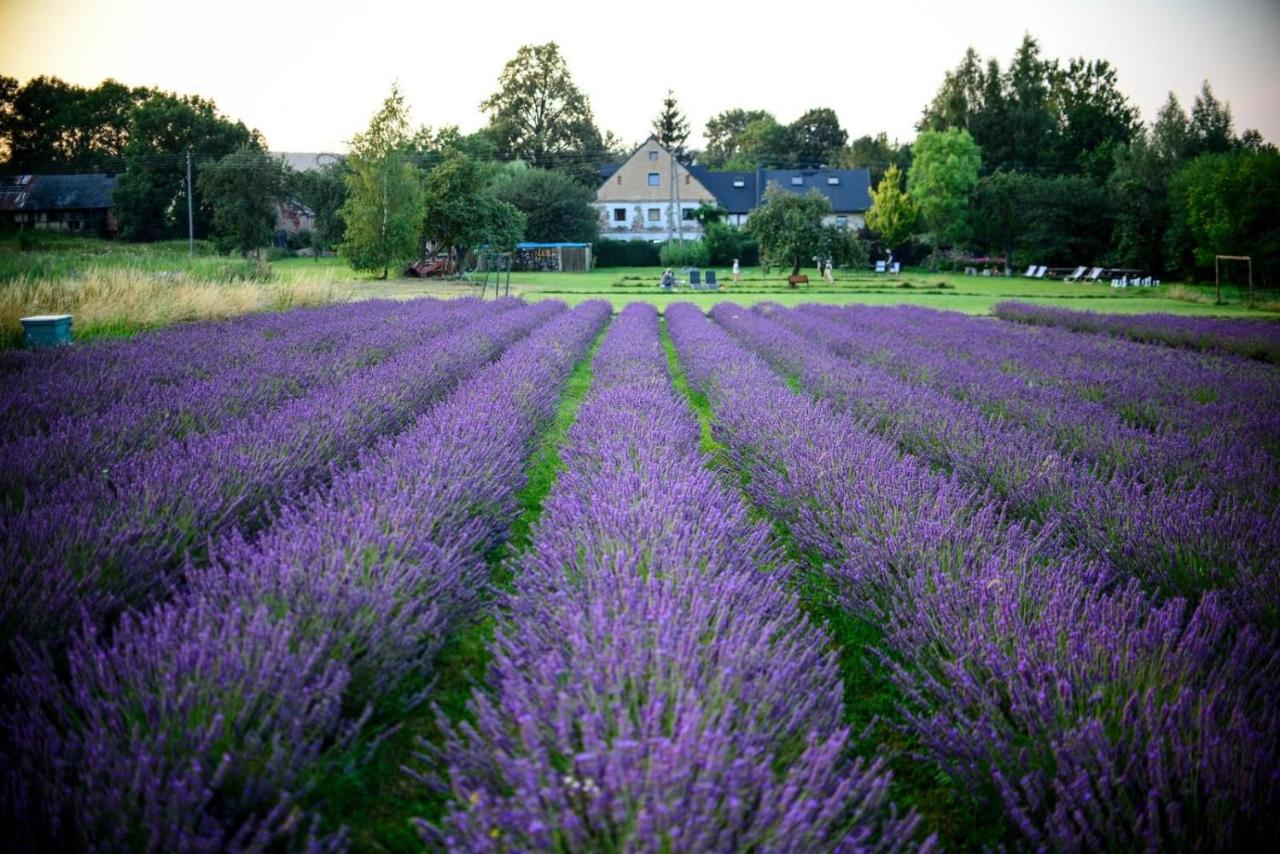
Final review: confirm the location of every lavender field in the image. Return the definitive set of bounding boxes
[1,297,1277,851]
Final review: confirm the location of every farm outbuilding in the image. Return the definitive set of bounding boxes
[514,242,592,272]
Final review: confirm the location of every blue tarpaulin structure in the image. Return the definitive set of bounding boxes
[513,242,592,272]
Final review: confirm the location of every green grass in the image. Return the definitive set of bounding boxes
[272,257,1280,318]
[320,325,607,850]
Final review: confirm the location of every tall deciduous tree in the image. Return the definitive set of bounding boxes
[786,108,847,168]
[196,146,286,254]
[114,92,261,242]
[1052,58,1139,178]
[481,42,606,181]
[1190,81,1235,155]
[908,128,982,252]
[1169,149,1280,285]
[652,90,691,164]
[835,133,913,185]
[865,163,918,252]
[338,85,426,279]
[703,108,773,168]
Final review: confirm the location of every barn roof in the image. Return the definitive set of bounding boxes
[0,174,118,211]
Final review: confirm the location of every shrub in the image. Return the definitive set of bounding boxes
[593,239,660,268]
[702,220,759,266]
[658,239,709,268]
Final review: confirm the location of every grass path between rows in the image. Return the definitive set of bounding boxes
[659,316,1008,849]
[319,324,609,851]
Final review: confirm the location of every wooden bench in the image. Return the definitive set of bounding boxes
[788,274,809,288]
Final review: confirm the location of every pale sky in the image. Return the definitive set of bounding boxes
[2,0,1277,155]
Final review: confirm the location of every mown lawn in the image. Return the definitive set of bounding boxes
[273,258,1280,318]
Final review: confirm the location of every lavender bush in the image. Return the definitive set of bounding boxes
[427,304,927,852]
[667,301,1280,850]
[994,300,1280,363]
[1,302,611,849]
[0,300,562,659]
[0,297,517,507]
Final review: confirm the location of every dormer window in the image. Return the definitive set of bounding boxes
[827,176,840,185]
[790,176,803,186]
[732,178,745,188]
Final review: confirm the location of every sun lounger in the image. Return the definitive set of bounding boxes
[1022,265,1036,277]
[705,270,718,289]
[1085,267,1104,282]
[875,260,887,273]
[1064,266,1086,282]
[1033,266,1048,279]
[889,262,901,275]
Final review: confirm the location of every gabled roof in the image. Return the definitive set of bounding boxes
[686,167,757,214]
[683,166,873,214]
[0,174,118,211]
[761,168,872,212]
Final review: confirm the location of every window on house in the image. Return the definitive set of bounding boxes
[684,174,689,184]
[648,150,659,161]
[647,173,660,187]
[647,208,661,222]
[732,178,745,188]
[835,215,848,227]
[616,175,622,185]
[614,208,627,222]
[828,176,840,185]
[682,208,695,221]
[790,176,803,186]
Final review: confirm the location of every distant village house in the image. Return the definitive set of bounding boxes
[594,137,872,242]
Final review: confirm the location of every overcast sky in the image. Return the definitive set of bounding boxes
[2,0,1277,154]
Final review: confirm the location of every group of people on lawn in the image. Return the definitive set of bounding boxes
[661,257,837,291]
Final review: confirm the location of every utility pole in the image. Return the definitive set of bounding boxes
[673,146,683,245]
[186,150,194,257]
[668,143,677,243]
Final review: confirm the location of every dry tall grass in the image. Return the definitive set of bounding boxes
[1165,283,1213,304]
[1,267,341,348]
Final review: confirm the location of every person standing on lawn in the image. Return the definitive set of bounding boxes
[732,258,740,286]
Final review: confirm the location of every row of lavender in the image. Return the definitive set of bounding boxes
[2,301,610,849]
[717,303,1280,629]
[670,302,1279,849]
[0,299,558,659]
[0,298,455,440]
[794,303,1280,500]
[0,297,522,508]
[994,300,1280,363]
[426,303,927,850]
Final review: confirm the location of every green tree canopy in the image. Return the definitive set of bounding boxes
[0,75,152,170]
[834,133,913,185]
[114,92,261,242]
[481,42,608,182]
[1169,149,1280,285]
[865,163,918,251]
[422,152,525,269]
[745,185,833,276]
[492,164,597,243]
[702,108,773,168]
[338,84,426,278]
[291,158,348,253]
[908,128,982,250]
[196,146,286,254]
[785,107,847,168]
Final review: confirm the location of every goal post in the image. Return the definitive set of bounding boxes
[1215,255,1253,305]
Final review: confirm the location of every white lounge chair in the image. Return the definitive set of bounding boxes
[1085,267,1104,282]
[890,262,901,275]
[874,260,887,273]
[1022,265,1037,277]
[1034,266,1048,279]
[1064,266,1086,282]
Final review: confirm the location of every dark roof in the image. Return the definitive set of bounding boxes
[0,174,118,211]
[598,162,620,180]
[685,165,872,214]
[687,166,757,214]
[760,168,872,213]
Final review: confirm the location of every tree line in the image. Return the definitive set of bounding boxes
[3,35,1276,284]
